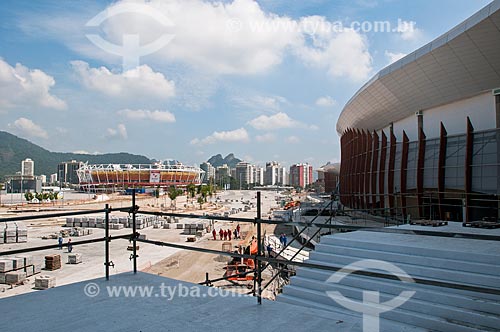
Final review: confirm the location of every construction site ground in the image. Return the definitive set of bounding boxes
[0,190,287,299]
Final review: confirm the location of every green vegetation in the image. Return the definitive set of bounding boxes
[0,131,151,181]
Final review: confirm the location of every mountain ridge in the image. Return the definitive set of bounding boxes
[0,131,151,181]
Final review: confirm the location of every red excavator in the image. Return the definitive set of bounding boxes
[223,238,258,287]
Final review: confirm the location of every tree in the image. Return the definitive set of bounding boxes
[187,183,196,199]
[197,196,204,209]
[24,191,34,202]
[168,186,183,210]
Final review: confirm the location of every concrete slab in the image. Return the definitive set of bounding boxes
[0,272,367,332]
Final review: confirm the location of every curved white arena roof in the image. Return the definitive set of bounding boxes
[337,0,500,134]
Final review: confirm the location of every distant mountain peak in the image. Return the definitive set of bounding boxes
[207,153,241,168]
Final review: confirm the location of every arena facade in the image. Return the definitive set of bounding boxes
[77,160,204,192]
[337,1,500,222]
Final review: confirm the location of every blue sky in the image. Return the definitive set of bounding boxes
[0,0,491,169]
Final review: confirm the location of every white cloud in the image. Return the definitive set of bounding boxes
[248,112,316,131]
[106,123,128,140]
[396,20,423,41]
[117,109,176,123]
[295,16,372,81]
[190,128,249,145]
[315,96,336,107]
[255,133,276,142]
[233,94,288,112]
[8,118,48,139]
[71,61,175,99]
[0,58,66,111]
[27,1,373,81]
[286,135,300,143]
[385,51,407,64]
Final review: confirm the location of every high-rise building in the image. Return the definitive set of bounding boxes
[289,163,313,188]
[21,158,34,177]
[235,162,252,188]
[253,166,265,186]
[279,167,288,185]
[200,162,216,184]
[58,160,83,186]
[39,175,47,184]
[50,173,58,184]
[215,164,230,188]
[265,161,280,185]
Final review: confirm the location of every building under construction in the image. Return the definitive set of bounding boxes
[76,160,204,192]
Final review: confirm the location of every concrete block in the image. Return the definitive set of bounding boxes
[81,222,89,228]
[10,257,25,269]
[0,273,5,284]
[16,236,28,243]
[112,223,124,230]
[68,253,82,264]
[16,255,33,267]
[65,218,74,227]
[0,234,4,244]
[176,224,184,229]
[5,271,26,284]
[5,236,16,243]
[138,234,147,240]
[163,224,170,229]
[0,260,13,272]
[24,265,35,277]
[34,275,56,289]
[34,264,41,274]
[88,221,96,228]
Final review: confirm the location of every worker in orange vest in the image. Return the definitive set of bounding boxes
[212,228,217,240]
[223,229,228,241]
[219,228,224,240]
[227,228,232,241]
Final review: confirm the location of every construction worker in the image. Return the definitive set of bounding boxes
[227,228,232,241]
[58,235,63,250]
[68,238,73,253]
[219,229,224,241]
[223,229,228,241]
[212,228,217,241]
[236,224,241,238]
[267,244,272,257]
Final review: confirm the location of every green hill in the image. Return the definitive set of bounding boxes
[0,131,151,181]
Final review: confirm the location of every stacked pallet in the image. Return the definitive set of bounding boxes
[183,223,207,235]
[67,253,82,264]
[0,255,40,285]
[34,275,56,289]
[1,222,29,244]
[65,215,157,230]
[45,254,62,271]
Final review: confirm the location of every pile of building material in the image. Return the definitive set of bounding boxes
[65,215,157,230]
[0,255,41,285]
[67,253,82,264]
[1,222,28,244]
[34,275,56,289]
[45,254,61,271]
[183,222,207,236]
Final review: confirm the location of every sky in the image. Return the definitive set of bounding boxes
[0,0,492,169]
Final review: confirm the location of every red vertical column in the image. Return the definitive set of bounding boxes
[359,130,367,209]
[371,131,379,212]
[347,129,354,208]
[465,117,474,223]
[417,128,426,218]
[438,123,447,220]
[352,130,360,209]
[400,131,409,218]
[365,132,372,210]
[388,130,396,215]
[379,131,387,212]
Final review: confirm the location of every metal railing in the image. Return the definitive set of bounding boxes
[1,189,500,303]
